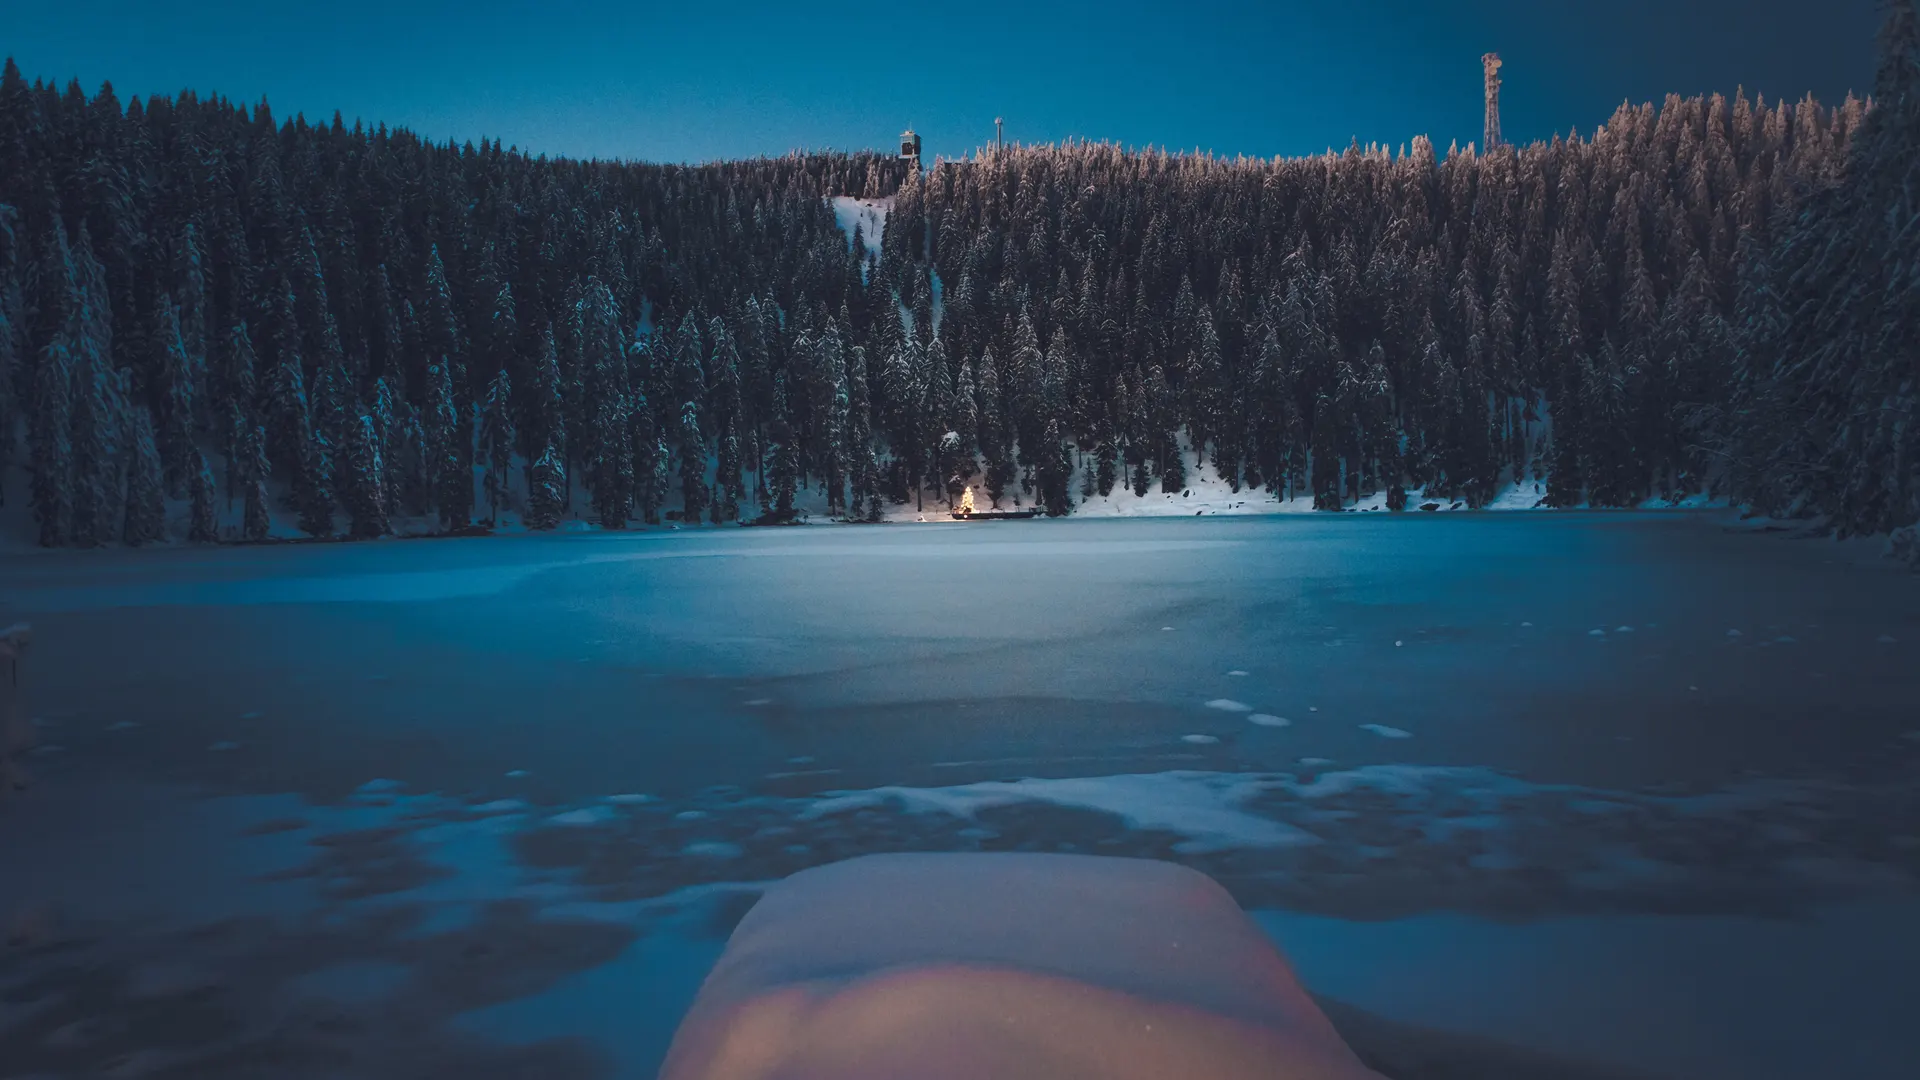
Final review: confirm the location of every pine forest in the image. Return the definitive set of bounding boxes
[0,4,1914,548]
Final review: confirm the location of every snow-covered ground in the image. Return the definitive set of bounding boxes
[829,196,889,262]
[4,515,1919,1078]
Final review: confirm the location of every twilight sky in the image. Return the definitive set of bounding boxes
[3,0,1885,164]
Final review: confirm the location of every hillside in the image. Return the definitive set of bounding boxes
[0,3,1914,547]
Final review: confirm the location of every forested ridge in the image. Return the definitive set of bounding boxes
[0,3,1914,548]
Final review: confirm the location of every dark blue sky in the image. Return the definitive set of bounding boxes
[5,0,1883,163]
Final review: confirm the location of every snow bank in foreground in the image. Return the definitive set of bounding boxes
[661,853,1381,1080]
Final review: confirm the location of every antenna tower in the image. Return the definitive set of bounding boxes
[1482,53,1503,150]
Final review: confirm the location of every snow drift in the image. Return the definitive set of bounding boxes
[660,852,1382,1080]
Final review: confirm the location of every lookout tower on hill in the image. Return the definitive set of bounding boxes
[900,128,922,169]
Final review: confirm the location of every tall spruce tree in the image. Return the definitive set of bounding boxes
[528,442,565,529]
[480,367,515,522]
[122,405,166,546]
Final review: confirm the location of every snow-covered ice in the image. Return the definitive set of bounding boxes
[1359,724,1413,739]
[1180,734,1220,744]
[804,772,1319,853]
[1248,714,1290,728]
[1204,699,1253,712]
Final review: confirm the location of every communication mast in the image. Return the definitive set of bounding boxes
[994,117,1004,159]
[1482,53,1503,150]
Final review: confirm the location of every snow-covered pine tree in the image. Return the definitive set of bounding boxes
[242,422,270,542]
[526,325,565,496]
[918,336,951,506]
[528,443,565,529]
[311,357,350,505]
[341,411,388,538]
[263,278,332,535]
[188,450,218,542]
[1038,418,1073,516]
[69,227,122,549]
[29,335,74,546]
[480,367,515,523]
[423,357,467,530]
[0,205,19,508]
[1735,0,1920,538]
[714,417,741,524]
[767,419,799,522]
[152,300,197,497]
[678,398,707,522]
[223,322,259,505]
[370,376,403,521]
[122,405,166,546]
[171,223,208,410]
[708,316,746,520]
[421,244,463,392]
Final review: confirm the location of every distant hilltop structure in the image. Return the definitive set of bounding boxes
[1483,52,1503,150]
[899,127,922,169]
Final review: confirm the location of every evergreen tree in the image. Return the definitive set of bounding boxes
[122,405,166,546]
[264,278,332,535]
[241,422,271,542]
[1735,0,1920,537]
[422,356,465,529]
[69,232,121,549]
[480,367,515,522]
[1038,418,1073,516]
[152,300,197,496]
[714,418,741,523]
[188,450,219,543]
[372,376,404,521]
[224,322,261,504]
[341,412,388,538]
[766,419,799,521]
[0,206,20,509]
[678,399,708,522]
[526,325,565,490]
[30,335,74,546]
[528,442,566,529]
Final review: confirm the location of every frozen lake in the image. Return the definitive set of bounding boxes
[3,513,1917,1078]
